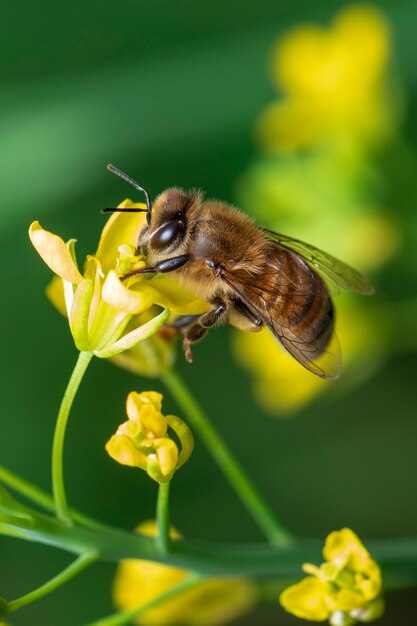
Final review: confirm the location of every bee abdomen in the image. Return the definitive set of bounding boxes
[270,249,334,356]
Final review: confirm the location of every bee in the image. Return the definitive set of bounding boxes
[104,164,374,380]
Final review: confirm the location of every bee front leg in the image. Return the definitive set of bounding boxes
[121,255,189,280]
[182,299,228,363]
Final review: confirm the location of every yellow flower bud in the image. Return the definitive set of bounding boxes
[113,521,258,626]
[106,392,194,483]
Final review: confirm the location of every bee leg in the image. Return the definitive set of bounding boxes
[157,315,201,341]
[182,299,228,363]
[169,315,202,329]
[121,255,189,280]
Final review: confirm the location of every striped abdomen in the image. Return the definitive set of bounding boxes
[236,246,335,366]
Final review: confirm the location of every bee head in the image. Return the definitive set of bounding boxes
[140,187,203,256]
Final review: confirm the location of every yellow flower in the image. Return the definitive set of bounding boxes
[31,199,207,362]
[280,528,384,625]
[105,391,194,483]
[113,520,258,626]
[258,5,396,150]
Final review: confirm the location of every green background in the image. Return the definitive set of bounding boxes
[1,1,417,624]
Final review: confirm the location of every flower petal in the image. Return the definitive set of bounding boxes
[126,391,167,436]
[46,275,67,317]
[105,434,147,469]
[280,577,332,621]
[154,438,179,477]
[29,221,82,284]
[323,528,369,571]
[96,200,147,273]
[95,308,169,358]
[331,588,366,613]
[134,277,209,315]
[102,271,151,313]
[355,560,382,600]
[127,391,163,420]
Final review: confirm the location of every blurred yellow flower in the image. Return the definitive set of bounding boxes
[31,199,207,364]
[258,5,396,150]
[280,528,384,625]
[233,299,384,414]
[113,520,258,626]
[233,8,400,404]
[105,391,194,483]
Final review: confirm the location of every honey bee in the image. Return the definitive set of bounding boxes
[104,164,374,379]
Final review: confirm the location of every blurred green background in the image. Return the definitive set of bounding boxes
[1,1,417,624]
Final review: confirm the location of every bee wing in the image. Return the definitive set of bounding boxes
[262,229,374,295]
[276,317,341,380]
[220,253,341,380]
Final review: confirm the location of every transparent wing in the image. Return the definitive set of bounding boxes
[220,256,342,380]
[263,229,374,295]
[277,321,341,380]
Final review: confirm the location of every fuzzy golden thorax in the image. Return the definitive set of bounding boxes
[138,189,268,301]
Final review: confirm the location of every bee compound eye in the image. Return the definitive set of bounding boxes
[151,220,183,249]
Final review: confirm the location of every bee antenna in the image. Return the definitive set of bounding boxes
[107,164,152,220]
[101,207,148,214]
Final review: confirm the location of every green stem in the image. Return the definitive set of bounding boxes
[52,351,94,523]
[0,465,105,530]
[156,481,171,554]
[84,573,202,626]
[161,369,292,547]
[8,551,98,613]
[4,506,417,586]
[0,465,53,511]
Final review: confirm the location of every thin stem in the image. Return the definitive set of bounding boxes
[0,465,105,530]
[0,465,52,511]
[8,551,98,613]
[52,351,94,523]
[156,481,171,554]
[161,369,292,546]
[84,573,202,626]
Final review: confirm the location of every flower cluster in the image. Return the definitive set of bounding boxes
[280,528,384,625]
[106,391,194,483]
[113,520,258,625]
[234,5,400,413]
[30,199,207,368]
[258,5,395,151]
